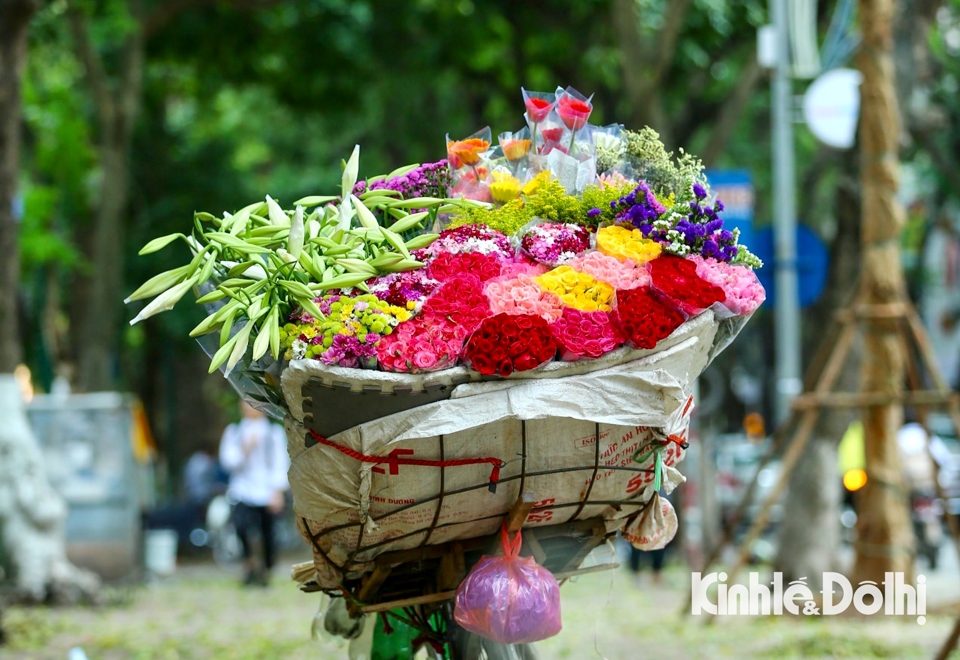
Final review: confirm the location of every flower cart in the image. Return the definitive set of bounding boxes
[128,86,763,658]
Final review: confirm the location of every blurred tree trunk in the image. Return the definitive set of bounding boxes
[0,0,100,606]
[776,148,862,588]
[853,0,915,583]
[68,1,145,392]
[0,0,34,374]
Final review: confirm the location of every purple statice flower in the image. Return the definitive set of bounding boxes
[692,181,707,200]
[587,208,602,219]
[610,181,666,232]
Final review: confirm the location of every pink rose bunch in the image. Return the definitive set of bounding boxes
[567,251,650,290]
[375,314,462,373]
[520,222,592,267]
[421,274,493,339]
[549,307,624,360]
[419,223,514,259]
[427,251,504,283]
[687,255,766,316]
[484,274,565,323]
[498,256,549,279]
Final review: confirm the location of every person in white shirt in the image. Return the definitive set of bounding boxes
[219,401,290,586]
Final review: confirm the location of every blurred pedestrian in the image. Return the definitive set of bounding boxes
[219,401,289,586]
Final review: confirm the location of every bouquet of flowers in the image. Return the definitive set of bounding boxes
[127,85,764,400]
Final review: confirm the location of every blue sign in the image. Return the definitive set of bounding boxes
[752,225,829,308]
[706,169,755,255]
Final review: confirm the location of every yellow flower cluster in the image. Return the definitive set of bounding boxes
[535,266,615,312]
[596,225,662,264]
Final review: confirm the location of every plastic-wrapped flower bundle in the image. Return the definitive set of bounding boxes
[519,223,592,267]
[596,225,662,264]
[549,307,624,360]
[566,251,650,290]
[535,266,615,313]
[463,313,557,377]
[418,224,513,260]
[484,274,565,322]
[687,255,766,315]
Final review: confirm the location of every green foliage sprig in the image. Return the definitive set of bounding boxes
[623,127,707,204]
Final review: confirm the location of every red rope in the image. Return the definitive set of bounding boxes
[308,429,504,485]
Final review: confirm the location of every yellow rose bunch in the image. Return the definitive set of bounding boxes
[535,266,615,312]
[596,225,662,264]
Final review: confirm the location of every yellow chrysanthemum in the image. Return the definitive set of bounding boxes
[596,225,662,264]
[522,171,552,196]
[535,266,615,312]
[490,171,522,204]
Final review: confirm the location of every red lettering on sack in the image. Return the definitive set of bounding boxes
[526,498,556,523]
[626,473,645,494]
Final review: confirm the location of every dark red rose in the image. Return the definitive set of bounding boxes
[498,360,515,377]
[514,353,540,371]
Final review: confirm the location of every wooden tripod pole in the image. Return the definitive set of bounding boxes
[853,0,914,583]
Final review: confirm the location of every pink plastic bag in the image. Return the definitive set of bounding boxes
[454,525,562,644]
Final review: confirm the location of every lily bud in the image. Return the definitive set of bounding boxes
[288,205,305,258]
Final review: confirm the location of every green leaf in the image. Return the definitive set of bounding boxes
[138,233,185,255]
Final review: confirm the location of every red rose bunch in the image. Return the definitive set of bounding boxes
[463,313,557,377]
[549,307,624,360]
[614,287,686,350]
[648,254,726,315]
[427,251,504,283]
[421,274,493,339]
